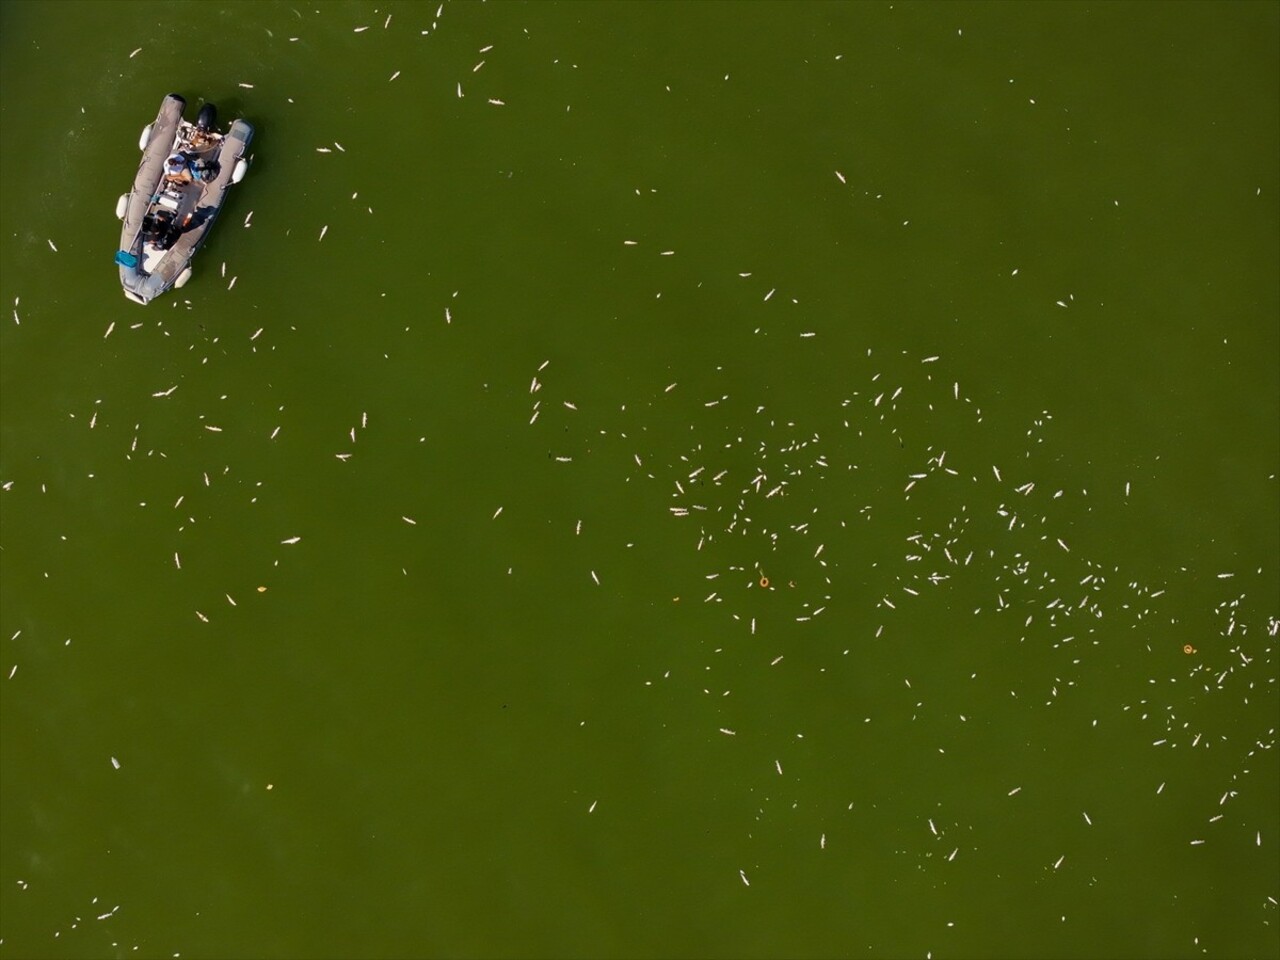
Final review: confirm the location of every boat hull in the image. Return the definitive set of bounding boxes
[117,94,252,304]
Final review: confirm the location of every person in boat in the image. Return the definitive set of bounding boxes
[191,157,219,181]
[165,153,193,183]
[162,215,183,249]
[143,208,172,247]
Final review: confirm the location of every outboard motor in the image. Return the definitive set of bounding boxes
[196,103,218,133]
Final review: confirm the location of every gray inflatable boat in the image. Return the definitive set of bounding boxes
[114,94,252,304]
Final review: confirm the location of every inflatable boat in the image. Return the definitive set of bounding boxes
[114,94,252,304]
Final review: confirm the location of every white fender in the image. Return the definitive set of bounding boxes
[138,123,153,151]
[231,158,248,184]
[174,266,193,289]
[115,194,129,220]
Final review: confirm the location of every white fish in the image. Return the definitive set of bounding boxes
[488,99,505,106]
[834,170,845,183]
[492,506,503,519]
[389,70,401,81]
[281,536,301,544]
[129,47,142,58]
[402,517,417,525]
[47,239,58,252]
[319,225,328,241]
[238,82,255,89]
[110,757,121,769]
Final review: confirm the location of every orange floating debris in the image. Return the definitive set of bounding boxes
[759,576,770,588]
[1183,644,1195,654]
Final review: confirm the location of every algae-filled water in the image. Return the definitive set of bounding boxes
[1,2,1277,958]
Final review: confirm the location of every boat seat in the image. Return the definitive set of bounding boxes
[157,194,181,211]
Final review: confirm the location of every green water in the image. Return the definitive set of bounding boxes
[1,2,1277,958]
